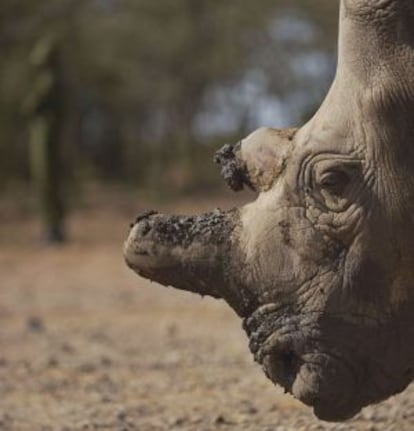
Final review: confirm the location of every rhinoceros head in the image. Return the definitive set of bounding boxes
[124,0,414,421]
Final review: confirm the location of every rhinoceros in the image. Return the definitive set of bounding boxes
[124,0,414,421]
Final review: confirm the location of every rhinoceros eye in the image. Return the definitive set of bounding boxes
[309,157,362,212]
[319,170,350,196]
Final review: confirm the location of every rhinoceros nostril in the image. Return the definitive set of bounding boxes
[264,347,303,391]
[280,350,301,380]
[281,350,295,367]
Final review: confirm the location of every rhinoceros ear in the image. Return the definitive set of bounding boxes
[214,127,297,192]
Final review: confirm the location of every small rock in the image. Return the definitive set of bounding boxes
[48,356,59,367]
[213,414,233,425]
[61,343,76,354]
[168,416,186,426]
[165,324,178,339]
[78,363,96,373]
[26,316,45,332]
[242,405,258,415]
[101,356,112,367]
[117,410,127,421]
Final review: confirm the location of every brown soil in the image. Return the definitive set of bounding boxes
[1,192,413,430]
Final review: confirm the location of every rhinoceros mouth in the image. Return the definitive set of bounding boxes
[243,304,361,421]
[262,343,360,421]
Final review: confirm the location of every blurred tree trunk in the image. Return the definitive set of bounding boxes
[29,114,65,243]
[25,36,67,244]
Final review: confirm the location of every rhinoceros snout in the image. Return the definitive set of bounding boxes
[123,211,165,271]
[124,211,200,276]
[123,209,244,304]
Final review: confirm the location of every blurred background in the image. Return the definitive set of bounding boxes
[2,2,414,430]
[9,2,414,430]
[0,0,339,243]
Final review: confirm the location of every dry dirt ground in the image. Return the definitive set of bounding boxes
[1,192,414,431]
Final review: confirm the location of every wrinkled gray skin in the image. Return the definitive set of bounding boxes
[124,0,414,422]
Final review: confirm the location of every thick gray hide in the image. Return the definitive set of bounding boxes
[124,0,414,422]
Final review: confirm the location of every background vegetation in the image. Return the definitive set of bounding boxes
[0,0,338,241]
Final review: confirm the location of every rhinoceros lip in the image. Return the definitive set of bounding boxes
[243,303,361,419]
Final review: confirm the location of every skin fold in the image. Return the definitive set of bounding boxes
[124,0,414,422]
